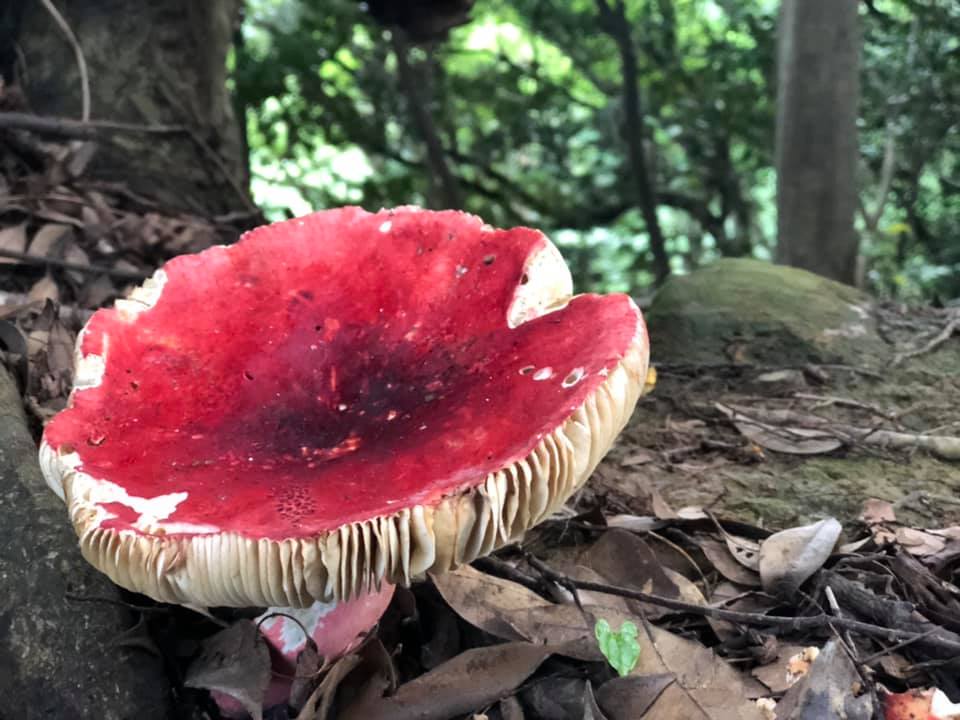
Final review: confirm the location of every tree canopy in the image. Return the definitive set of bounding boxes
[236,0,959,299]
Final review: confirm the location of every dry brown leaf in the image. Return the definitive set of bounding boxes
[633,622,768,700]
[751,645,813,694]
[498,696,525,720]
[63,243,91,283]
[339,642,552,720]
[27,275,60,304]
[773,640,872,719]
[184,620,271,720]
[651,488,679,519]
[28,223,72,258]
[724,532,762,572]
[698,537,762,587]
[0,222,27,263]
[716,404,843,455]
[642,682,766,720]
[578,530,689,619]
[895,527,947,556]
[758,518,841,595]
[595,675,673,719]
[431,565,550,641]
[860,498,896,525]
[79,274,117,308]
[620,449,656,466]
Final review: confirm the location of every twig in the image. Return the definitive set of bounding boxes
[720,403,960,461]
[893,312,960,366]
[0,112,189,140]
[39,0,90,121]
[523,555,960,655]
[793,393,897,424]
[859,627,941,665]
[0,247,150,281]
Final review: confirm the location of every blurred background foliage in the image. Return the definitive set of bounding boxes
[234,0,959,300]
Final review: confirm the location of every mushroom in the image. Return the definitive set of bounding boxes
[39,207,649,710]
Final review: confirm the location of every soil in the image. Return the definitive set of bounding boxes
[592,259,960,532]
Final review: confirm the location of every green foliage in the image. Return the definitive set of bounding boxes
[594,618,641,677]
[236,0,960,299]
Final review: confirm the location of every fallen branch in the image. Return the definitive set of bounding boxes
[719,403,960,461]
[893,311,960,367]
[522,554,960,655]
[0,112,188,140]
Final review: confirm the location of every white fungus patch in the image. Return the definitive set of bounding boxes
[115,268,168,319]
[507,237,573,328]
[532,367,554,381]
[258,600,338,655]
[561,367,586,388]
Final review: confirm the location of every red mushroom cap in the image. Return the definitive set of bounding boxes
[40,207,648,606]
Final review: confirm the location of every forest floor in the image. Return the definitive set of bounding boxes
[2,139,960,719]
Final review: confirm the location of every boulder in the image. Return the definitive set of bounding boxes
[646,259,887,367]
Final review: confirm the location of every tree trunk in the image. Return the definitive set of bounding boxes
[14,0,251,218]
[0,366,171,718]
[596,0,670,286]
[775,0,861,285]
[391,30,462,210]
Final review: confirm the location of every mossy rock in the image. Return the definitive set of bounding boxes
[646,259,887,367]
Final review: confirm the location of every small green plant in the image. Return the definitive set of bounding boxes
[594,618,641,677]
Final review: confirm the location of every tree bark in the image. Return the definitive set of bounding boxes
[596,0,670,286]
[775,0,861,285]
[14,0,251,218]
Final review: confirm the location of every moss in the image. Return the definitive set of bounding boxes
[659,454,960,530]
[647,259,888,367]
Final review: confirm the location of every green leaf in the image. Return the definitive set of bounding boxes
[594,618,641,677]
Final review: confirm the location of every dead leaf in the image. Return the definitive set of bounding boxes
[895,527,947,556]
[860,498,896,525]
[499,696,525,720]
[773,640,872,719]
[27,275,59,304]
[432,564,550,641]
[79,273,116,308]
[642,682,767,719]
[583,681,610,720]
[716,404,843,455]
[724,532,762,573]
[595,675,673,719]
[751,645,815,694]
[578,530,688,619]
[63,243,90,283]
[184,620,271,720]
[651,489,678,519]
[521,677,601,719]
[620,449,655,466]
[339,642,552,720]
[28,223,72,258]
[698,537,762,587]
[634,622,768,700]
[0,222,27,263]
[288,640,323,713]
[296,652,363,720]
[758,518,841,595]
